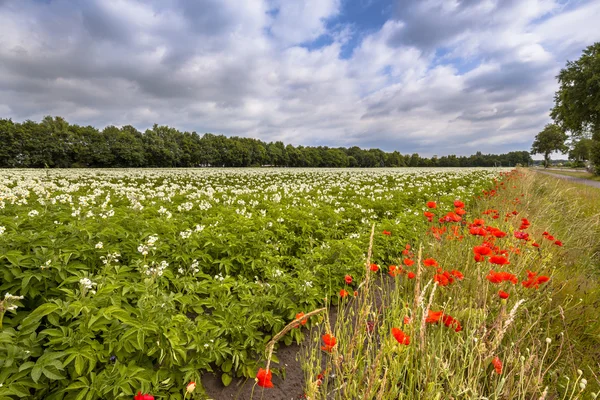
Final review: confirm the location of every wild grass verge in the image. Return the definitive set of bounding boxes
[294,169,600,400]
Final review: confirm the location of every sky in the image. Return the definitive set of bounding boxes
[0,0,599,157]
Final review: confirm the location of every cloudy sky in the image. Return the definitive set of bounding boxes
[0,0,599,156]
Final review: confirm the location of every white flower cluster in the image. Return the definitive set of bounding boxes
[142,260,169,277]
[95,242,104,249]
[3,293,25,311]
[28,210,39,217]
[0,226,5,235]
[177,202,193,212]
[79,278,97,294]
[179,229,192,239]
[158,206,172,219]
[138,235,158,255]
[100,252,121,265]
[214,272,226,282]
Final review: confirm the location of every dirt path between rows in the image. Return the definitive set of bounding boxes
[534,170,600,189]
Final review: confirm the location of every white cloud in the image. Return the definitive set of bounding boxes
[0,0,599,156]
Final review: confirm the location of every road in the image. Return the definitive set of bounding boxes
[535,170,600,189]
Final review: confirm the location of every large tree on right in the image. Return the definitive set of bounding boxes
[551,42,600,174]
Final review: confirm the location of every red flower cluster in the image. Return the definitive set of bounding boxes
[514,231,530,241]
[434,269,463,286]
[519,218,530,230]
[489,255,510,265]
[388,265,403,277]
[424,211,434,222]
[369,263,379,272]
[256,368,274,388]
[491,356,503,374]
[295,312,307,327]
[382,230,391,236]
[486,270,518,284]
[423,258,438,267]
[321,334,337,352]
[498,290,510,299]
[439,212,462,223]
[135,393,154,400]
[522,271,550,289]
[391,327,410,345]
[344,275,353,284]
[426,310,462,332]
[427,201,437,209]
[473,244,492,262]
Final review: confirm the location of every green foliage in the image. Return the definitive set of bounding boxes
[0,168,499,398]
[551,42,600,135]
[0,117,532,168]
[531,124,568,168]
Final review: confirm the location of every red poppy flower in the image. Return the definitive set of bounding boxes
[316,371,325,386]
[405,244,411,250]
[369,263,379,272]
[554,240,563,246]
[426,310,443,323]
[424,211,434,222]
[434,273,450,286]
[321,334,337,352]
[473,245,492,256]
[339,289,349,298]
[498,290,509,299]
[439,212,462,223]
[491,356,502,374]
[135,392,154,400]
[423,258,438,267]
[391,327,410,345]
[542,231,549,236]
[454,200,465,208]
[450,270,464,280]
[489,255,510,265]
[403,258,414,266]
[442,314,462,332]
[513,230,527,239]
[454,208,467,216]
[403,316,411,324]
[491,229,507,238]
[522,271,550,288]
[407,271,416,279]
[486,270,518,284]
[388,265,402,277]
[382,230,391,236]
[427,201,437,209]
[295,312,307,326]
[256,368,274,388]
[344,275,353,284]
[470,226,487,236]
[532,242,540,248]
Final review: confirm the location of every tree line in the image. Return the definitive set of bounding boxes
[0,117,532,168]
[531,42,600,173]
